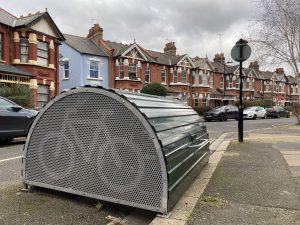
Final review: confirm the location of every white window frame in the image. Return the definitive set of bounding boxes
[182,70,187,83]
[202,98,207,106]
[89,60,100,79]
[119,61,124,79]
[173,70,178,83]
[145,66,150,82]
[161,69,166,83]
[20,38,29,63]
[37,41,49,66]
[194,98,199,107]
[63,60,69,79]
[129,63,137,80]
[202,73,207,86]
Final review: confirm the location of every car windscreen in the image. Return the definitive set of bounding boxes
[245,107,256,111]
[0,97,15,110]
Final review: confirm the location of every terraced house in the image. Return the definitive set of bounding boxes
[60,24,299,107]
[0,8,64,108]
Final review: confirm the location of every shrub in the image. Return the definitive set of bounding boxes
[0,84,32,107]
[235,99,273,108]
[193,106,213,116]
[140,83,168,96]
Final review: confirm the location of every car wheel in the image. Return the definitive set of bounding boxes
[219,114,226,121]
[286,113,290,118]
[253,114,257,120]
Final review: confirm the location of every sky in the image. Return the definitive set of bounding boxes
[1,0,258,67]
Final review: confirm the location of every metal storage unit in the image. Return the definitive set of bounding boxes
[23,87,210,214]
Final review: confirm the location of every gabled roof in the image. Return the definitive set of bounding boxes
[287,75,298,84]
[171,55,185,65]
[209,61,224,73]
[259,71,274,80]
[146,50,171,65]
[105,41,131,57]
[0,63,33,77]
[193,58,213,70]
[63,34,108,57]
[225,65,239,74]
[0,8,16,26]
[0,9,64,41]
[276,74,288,82]
[14,12,45,27]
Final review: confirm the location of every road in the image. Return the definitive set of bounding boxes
[205,117,296,140]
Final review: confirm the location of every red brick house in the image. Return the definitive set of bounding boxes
[86,24,196,105]
[0,8,64,108]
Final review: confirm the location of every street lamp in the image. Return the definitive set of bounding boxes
[223,61,233,106]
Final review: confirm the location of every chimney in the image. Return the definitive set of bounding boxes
[249,60,259,71]
[275,68,284,74]
[164,42,176,57]
[213,53,225,64]
[87,23,104,44]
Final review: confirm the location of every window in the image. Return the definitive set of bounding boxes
[182,70,187,83]
[90,60,100,78]
[63,60,69,79]
[129,63,137,80]
[229,77,233,88]
[20,38,29,63]
[236,78,240,89]
[37,85,49,109]
[202,74,207,86]
[161,69,166,83]
[37,41,48,66]
[202,98,207,106]
[249,80,252,90]
[194,98,199,107]
[173,70,178,83]
[0,97,14,110]
[145,66,150,82]
[194,73,199,85]
[209,73,213,87]
[119,62,124,79]
[0,33,3,61]
[220,79,224,89]
[265,83,270,91]
[278,85,281,93]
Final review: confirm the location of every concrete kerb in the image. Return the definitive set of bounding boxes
[149,133,231,225]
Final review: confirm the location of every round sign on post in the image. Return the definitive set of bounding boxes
[231,45,251,62]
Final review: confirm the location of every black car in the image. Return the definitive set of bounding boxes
[265,106,290,118]
[204,105,238,121]
[0,96,38,143]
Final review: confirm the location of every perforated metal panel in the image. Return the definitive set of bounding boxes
[23,88,168,213]
[23,87,210,214]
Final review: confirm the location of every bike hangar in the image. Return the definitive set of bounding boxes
[22,86,210,214]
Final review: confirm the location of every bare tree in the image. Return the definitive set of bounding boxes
[249,0,300,74]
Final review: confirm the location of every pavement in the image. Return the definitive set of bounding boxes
[151,124,300,225]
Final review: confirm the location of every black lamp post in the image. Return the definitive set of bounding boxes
[223,61,233,106]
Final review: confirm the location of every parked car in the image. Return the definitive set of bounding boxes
[243,106,267,119]
[265,106,290,118]
[0,96,38,144]
[204,105,238,122]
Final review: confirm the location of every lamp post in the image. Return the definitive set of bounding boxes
[223,61,233,106]
[231,38,252,143]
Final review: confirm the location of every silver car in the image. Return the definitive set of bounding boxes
[0,96,38,144]
[243,106,267,119]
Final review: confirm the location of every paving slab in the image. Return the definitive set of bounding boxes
[188,140,300,225]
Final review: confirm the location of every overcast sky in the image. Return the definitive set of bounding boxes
[2,0,256,64]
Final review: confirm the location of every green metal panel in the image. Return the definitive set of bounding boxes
[118,90,210,212]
